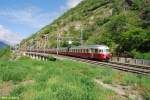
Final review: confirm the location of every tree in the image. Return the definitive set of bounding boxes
[119,27,148,52]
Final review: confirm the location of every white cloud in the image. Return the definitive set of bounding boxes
[66,0,83,8]
[0,25,24,45]
[0,1,83,45]
[0,6,60,45]
[0,7,59,29]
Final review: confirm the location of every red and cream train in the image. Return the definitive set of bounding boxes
[29,45,112,61]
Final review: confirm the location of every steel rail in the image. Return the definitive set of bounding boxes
[25,52,150,75]
[52,54,150,75]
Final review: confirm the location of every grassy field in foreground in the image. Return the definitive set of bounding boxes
[0,57,150,100]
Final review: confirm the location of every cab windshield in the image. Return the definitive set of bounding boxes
[102,49,109,53]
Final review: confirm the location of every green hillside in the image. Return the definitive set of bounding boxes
[0,48,12,60]
[21,0,150,58]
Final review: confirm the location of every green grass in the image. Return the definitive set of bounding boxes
[0,48,12,60]
[0,57,150,100]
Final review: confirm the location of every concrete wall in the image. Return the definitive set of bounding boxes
[111,57,150,66]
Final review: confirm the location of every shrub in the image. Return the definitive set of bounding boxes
[141,91,150,100]
[47,56,56,61]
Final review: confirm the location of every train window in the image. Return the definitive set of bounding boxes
[95,49,98,53]
[85,49,87,53]
[91,49,94,53]
[99,49,102,53]
[103,49,109,52]
[86,49,89,53]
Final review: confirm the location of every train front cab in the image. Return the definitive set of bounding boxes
[93,48,112,61]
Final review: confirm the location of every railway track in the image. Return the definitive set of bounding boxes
[52,54,150,75]
[25,52,150,75]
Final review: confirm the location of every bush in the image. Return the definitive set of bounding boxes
[142,91,150,100]
[47,56,56,61]
[119,27,148,52]
[131,50,150,60]
[131,0,145,10]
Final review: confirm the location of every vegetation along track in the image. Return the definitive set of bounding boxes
[26,52,150,75]
[53,54,150,76]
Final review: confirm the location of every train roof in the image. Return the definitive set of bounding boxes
[71,45,109,49]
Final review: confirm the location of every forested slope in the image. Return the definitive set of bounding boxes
[21,0,150,58]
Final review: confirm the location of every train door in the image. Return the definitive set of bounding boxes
[90,48,94,58]
[94,49,99,59]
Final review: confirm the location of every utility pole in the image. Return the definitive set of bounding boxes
[57,32,61,55]
[25,41,27,51]
[80,27,83,45]
[42,34,49,54]
[76,24,84,46]
[36,39,39,50]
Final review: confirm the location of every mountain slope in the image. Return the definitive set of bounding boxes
[0,41,8,48]
[21,0,150,57]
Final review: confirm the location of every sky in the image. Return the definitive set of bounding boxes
[0,0,82,45]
